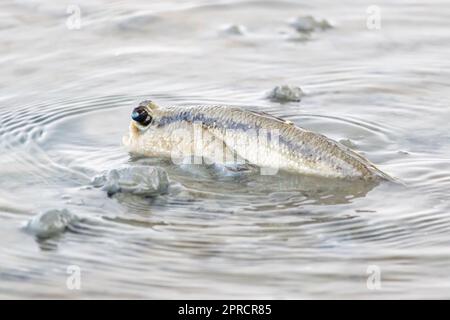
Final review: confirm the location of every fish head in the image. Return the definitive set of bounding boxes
[122,100,164,154]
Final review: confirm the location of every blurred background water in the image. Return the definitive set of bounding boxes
[1,0,450,299]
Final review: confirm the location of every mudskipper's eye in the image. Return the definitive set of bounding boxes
[131,106,152,126]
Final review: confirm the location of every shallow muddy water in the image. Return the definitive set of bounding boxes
[1,0,450,299]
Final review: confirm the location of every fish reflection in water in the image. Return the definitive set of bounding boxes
[127,157,381,207]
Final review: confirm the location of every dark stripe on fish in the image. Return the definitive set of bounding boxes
[157,112,256,131]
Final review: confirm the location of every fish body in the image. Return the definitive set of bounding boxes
[123,101,391,180]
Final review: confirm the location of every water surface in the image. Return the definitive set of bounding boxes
[1,0,450,298]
